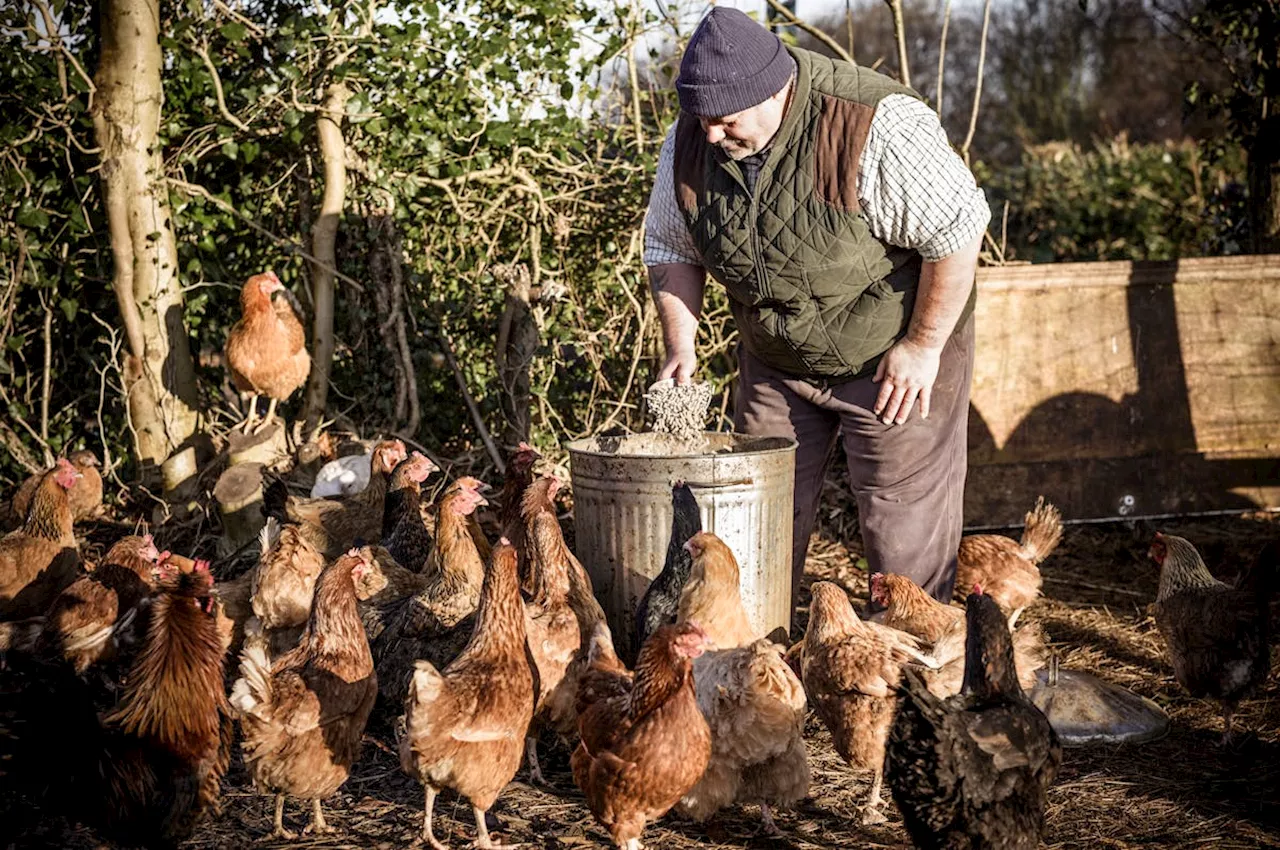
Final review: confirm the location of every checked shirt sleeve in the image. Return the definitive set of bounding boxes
[643,125,703,268]
[859,94,992,262]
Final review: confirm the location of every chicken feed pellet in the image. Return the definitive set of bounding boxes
[644,379,714,443]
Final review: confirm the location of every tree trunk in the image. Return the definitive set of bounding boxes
[92,0,200,477]
[301,82,350,434]
[1249,113,1280,254]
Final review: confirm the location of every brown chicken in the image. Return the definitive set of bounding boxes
[520,475,584,784]
[380,452,440,573]
[263,439,407,558]
[802,581,935,824]
[0,458,81,621]
[7,449,103,526]
[252,518,327,631]
[954,497,1062,619]
[224,270,311,433]
[499,442,541,586]
[1150,533,1276,744]
[399,539,534,850]
[674,532,808,832]
[872,572,1047,696]
[573,621,712,850]
[36,534,162,674]
[232,548,378,839]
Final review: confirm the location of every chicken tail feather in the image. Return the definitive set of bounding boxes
[230,643,273,717]
[1018,497,1063,564]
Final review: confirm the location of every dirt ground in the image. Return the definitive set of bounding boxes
[6,508,1279,850]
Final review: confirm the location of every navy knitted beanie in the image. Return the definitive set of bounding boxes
[676,6,795,117]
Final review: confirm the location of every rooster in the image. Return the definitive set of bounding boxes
[886,590,1061,850]
[224,270,311,433]
[232,548,378,839]
[1150,533,1276,744]
[399,539,534,850]
[0,458,81,620]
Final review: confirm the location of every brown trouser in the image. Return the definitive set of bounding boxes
[734,313,974,618]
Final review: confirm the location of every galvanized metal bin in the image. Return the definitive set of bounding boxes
[565,433,797,660]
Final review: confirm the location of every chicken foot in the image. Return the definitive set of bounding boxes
[240,392,260,433]
[861,768,887,825]
[270,793,298,840]
[525,737,549,787]
[303,798,337,835]
[759,802,783,836]
[1220,704,1237,748]
[473,804,521,849]
[253,397,281,435]
[421,786,450,850]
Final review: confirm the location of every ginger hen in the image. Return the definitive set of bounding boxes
[801,581,934,824]
[224,270,310,433]
[886,590,1061,850]
[1150,533,1276,744]
[0,458,81,621]
[675,532,808,832]
[954,497,1062,620]
[7,449,103,526]
[232,548,378,839]
[573,621,712,850]
[399,539,534,850]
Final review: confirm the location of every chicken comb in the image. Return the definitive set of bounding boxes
[972,582,983,596]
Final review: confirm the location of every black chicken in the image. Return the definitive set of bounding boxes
[886,589,1061,850]
[634,482,701,658]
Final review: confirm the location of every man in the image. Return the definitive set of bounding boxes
[643,6,989,612]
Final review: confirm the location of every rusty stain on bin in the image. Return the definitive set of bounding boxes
[565,432,797,661]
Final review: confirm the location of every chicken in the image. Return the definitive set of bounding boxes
[1150,532,1277,744]
[262,438,407,558]
[380,452,440,573]
[520,474,584,785]
[801,581,935,824]
[886,590,1062,850]
[252,518,327,632]
[372,477,489,702]
[872,572,1048,698]
[231,548,378,839]
[35,534,163,674]
[399,539,534,850]
[7,449,103,526]
[673,532,808,831]
[634,482,701,655]
[677,531,757,650]
[1,562,233,847]
[224,270,311,433]
[572,621,712,850]
[499,441,541,557]
[954,497,1062,620]
[0,458,81,620]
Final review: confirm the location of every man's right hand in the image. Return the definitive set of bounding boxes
[659,348,698,385]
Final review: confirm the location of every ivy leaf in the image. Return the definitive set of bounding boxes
[59,298,78,322]
[16,203,49,229]
[220,22,247,42]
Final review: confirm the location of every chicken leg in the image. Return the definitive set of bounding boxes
[303,798,336,835]
[1221,703,1236,748]
[271,792,298,840]
[253,397,280,435]
[525,737,549,786]
[760,802,782,836]
[240,392,260,433]
[474,804,520,849]
[861,768,887,825]
[421,785,449,850]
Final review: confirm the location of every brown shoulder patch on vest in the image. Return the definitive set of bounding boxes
[674,114,706,215]
[814,94,876,213]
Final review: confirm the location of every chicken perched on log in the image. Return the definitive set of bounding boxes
[262,439,407,558]
[1150,533,1277,744]
[380,452,440,574]
[886,590,1061,850]
[635,482,701,654]
[35,534,163,674]
[0,458,81,621]
[399,539,534,850]
[872,572,1047,697]
[953,497,1062,620]
[1,562,233,848]
[573,621,712,850]
[801,581,935,824]
[232,548,378,839]
[372,476,489,702]
[675,532,808,832]
[6,449,103,527]
[224,270,311,434]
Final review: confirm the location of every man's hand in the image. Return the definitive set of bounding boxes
[659,347,698,385]
[872,338,942,425]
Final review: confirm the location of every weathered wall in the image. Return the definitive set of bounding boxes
[966,254,1280,526]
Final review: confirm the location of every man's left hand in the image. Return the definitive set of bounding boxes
[872,338,943,425]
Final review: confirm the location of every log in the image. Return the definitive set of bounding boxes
[227,421,287,468]
[214,461,266,557]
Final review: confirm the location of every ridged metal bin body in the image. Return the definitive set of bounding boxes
[565,433,797,660]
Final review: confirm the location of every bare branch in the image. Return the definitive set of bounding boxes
[193,40,250,133]
[438,321,506,475]
[884,0,911,87]
[960,0,992,165]
[936,0,952,117]
[765,0,854,65]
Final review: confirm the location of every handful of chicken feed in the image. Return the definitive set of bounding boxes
[644,379,715,440]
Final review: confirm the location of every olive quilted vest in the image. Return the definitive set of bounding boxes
[673,47,973,379]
